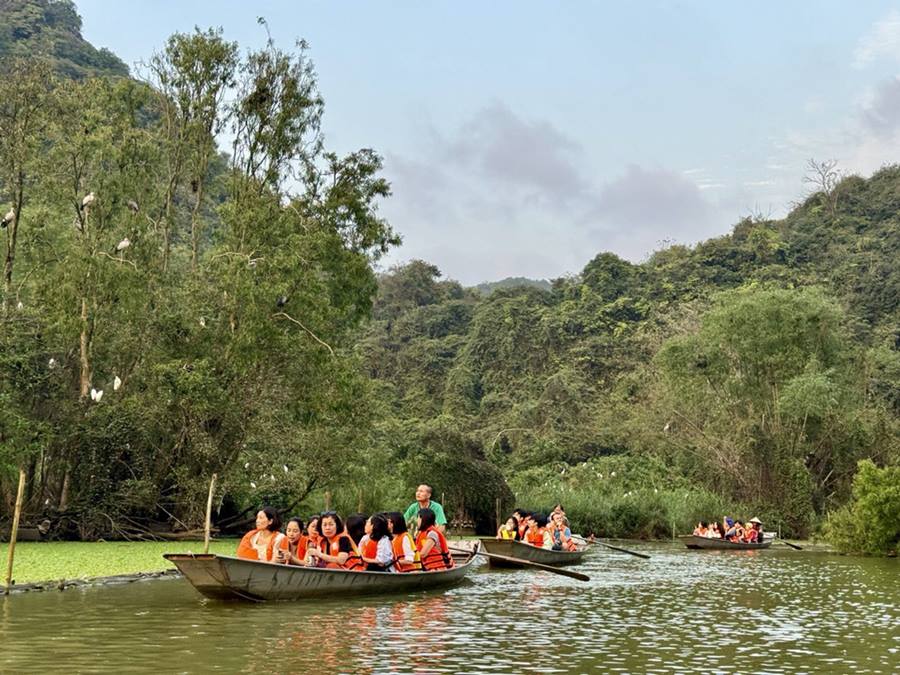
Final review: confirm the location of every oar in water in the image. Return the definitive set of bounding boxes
[572,535,650,560]
[448,546,590,582]
[777,539,803,550]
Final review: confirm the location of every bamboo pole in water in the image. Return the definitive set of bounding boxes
[203,473,217,554]
[4,468,27,594]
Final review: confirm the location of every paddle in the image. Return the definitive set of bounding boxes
[572,535,650,560]
[777,539,803,550]
[448,546,590,582]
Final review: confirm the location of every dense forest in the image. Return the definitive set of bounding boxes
[1,1,897,552]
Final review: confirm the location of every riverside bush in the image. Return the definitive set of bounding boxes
[826,460,900,555]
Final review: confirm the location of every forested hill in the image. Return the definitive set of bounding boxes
[474,277,552,296]
[360,167,900,538]
[0,0,127,78]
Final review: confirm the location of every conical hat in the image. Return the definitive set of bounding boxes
[749,517,762,524]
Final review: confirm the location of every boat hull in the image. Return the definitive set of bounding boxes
[163,552,475,602]
[478,538,588,568]
[681,535,772,550]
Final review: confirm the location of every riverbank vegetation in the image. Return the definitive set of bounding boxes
[1,1,898,554]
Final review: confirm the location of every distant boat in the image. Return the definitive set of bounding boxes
[680,535,772,550]
[164,551,476,602]
[478,538,589,568]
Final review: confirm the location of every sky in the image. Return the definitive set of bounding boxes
[77,1,900,285]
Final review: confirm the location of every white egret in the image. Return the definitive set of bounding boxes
[199,316,206,328]
[250,481,257,489]
[126,200,139,213]
[80,192,96,211]
[115,237,131,252]
[1,208,13,229]
[113,376,122,391]
[90,388,103,402]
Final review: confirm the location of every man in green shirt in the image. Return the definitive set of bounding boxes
[403,484,447,534]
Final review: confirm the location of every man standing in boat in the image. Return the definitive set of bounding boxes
[403,484,447,534]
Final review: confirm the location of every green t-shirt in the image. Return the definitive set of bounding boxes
[403,500,447,527]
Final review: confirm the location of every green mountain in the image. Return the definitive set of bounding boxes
[0,0,128,78]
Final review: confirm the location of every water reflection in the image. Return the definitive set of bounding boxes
[1,545,898,674]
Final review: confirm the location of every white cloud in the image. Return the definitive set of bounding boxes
[854,10,900,67]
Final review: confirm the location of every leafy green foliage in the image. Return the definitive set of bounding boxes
[826,460,900,555]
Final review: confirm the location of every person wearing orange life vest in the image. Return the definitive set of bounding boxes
[513,509,530,540]
[236,506,287,562]
[548,511,577,551]
[302,515,322,566]
[387,511,422,572]
[307,512,364,570]
[693,521,709,537]
[415,508,454,571]
[524,513,552,548]
[277,516,307,565]
[358,514,395,572]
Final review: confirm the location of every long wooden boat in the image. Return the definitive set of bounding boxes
[163,551,475,602]
[478,538,589,568]
[680,535,772,550]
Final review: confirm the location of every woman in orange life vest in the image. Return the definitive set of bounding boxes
[524,513,551,548]
[307,512,364,570]
[358,513,394,572]
[415,508,454,571]
[276,517,307,565]
[513,509,529,540]
[386,511,422,572]
[236,506,286,562]
[548,511,577,551]
[301,515,321,566]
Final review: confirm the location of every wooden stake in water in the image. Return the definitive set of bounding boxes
[4,468,27,594]
[203,473,217,554]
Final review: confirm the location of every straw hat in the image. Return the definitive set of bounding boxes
[749,517,762,524]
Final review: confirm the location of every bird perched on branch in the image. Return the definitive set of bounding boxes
[80,192,96,211]
[115,237,131,253]
[276,295,288,308]
[1,207,13,229]
[126,199,139,213]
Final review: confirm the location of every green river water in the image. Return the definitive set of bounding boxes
[1,542,897,674]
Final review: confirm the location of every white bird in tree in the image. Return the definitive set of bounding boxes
[48,358,57,369]
[1,208,13,229]
[90,388,104,402]
[16,301,23,310]
[80,192,96,211]
[126,199,139,213]
[250,481,257,489]
[113,376,122,391]
[115,237,131,253]
[199,316,206,328]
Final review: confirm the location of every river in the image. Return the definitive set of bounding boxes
[1,542,897,673]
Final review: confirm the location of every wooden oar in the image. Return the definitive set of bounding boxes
[448,546,590,582]
[777,539,803,550]
[572,535,650,560]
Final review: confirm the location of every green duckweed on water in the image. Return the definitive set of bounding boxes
[0,540,239,584]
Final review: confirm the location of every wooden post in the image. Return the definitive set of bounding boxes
[203,473,217,554]
[495,496,502,532]
[357,488,363,513]
[324,490,332,511]
[4,468,27,594]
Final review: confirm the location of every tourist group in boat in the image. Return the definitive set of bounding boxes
[693,516,764,543]
[495,505,580,551]
[236,484,454,573]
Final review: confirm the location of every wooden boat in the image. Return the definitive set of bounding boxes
[163,550,475,602]
[478,538,589,568]
[680,535,772,550]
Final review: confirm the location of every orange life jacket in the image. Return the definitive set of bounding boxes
[525,527,546,547]
[236,528,284,562]
[517,523,528,539]
[321,532,364,570]
[391,532,422,572]
[361,537,378,560]
[415,526,454,571]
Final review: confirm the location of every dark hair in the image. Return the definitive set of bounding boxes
[553,503,565,511]
[533,513,548,528]
[345,514,367,544]
[386,511,407,535]
[286,516,305,532]
[513,508,528,518]
[418,507,437,530]
[369,514,390,541]
[307,515,320,535]
[319,512,344,535]
[700,521,708,528]
[259,506,281,532]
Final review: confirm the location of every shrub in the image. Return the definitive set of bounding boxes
[826,460,900,555]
